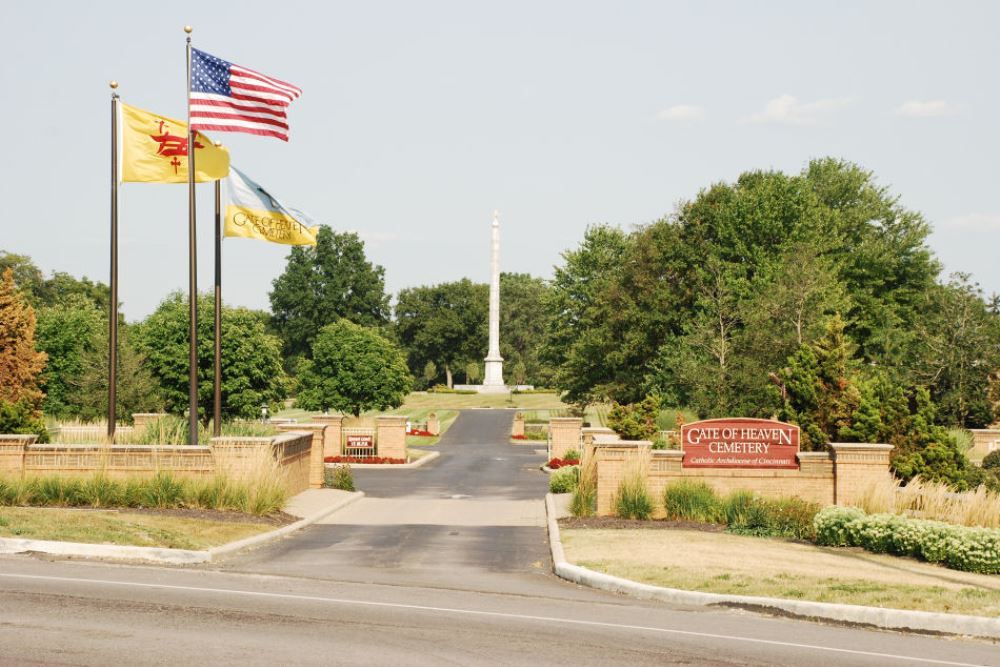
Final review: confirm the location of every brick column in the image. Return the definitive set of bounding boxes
[427,413,440,436]
[830,443,894,506]
[593,443,629,516]
[311,415,344,459]
[0,434,34,476]
[512,413,525,437]
[376,416,407,461]
[277,423,328,489]
[549,418,583,459]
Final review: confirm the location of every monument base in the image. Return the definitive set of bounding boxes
[451,384,536,394]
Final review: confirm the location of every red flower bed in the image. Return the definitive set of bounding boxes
[547,457,580,469]
[407,429,434,436]
[511,434,527,440]
[324,456,406,464]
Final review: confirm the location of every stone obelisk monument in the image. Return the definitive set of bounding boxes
[482,209,505,391]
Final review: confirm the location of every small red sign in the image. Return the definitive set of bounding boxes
[681,418,799,469]
[345,434,374,449]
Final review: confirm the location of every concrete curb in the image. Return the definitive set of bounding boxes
[0,491,365,565]
[324,451,440,469]
[544,494,1000,640]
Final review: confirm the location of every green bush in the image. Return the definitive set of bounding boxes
[0,399,49,443]
[324,464,355,492]
[812,506,1000,574]
[983,450,1000,471]
[549,466,579,494]
[614,477,654,520]
[562,449,580,461]
[663,481,721,523]
[606,396,660,441]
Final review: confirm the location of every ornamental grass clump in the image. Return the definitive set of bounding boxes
[570,447,598,517]
[613,447,653,520]
[854,476,1000,528]
[662,481,721,523]
[324,464,355,492]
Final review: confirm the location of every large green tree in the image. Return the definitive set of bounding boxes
[35,296,104,418]
[297,320,412,416]
[0,251,109,311]
[394,279,488,387]
[269,227,390,358]
[136,292,286,422]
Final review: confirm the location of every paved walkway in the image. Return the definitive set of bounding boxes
[220,410,560,594]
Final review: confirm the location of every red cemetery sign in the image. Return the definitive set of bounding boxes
[345,434,374,449]
[681,418,799,469]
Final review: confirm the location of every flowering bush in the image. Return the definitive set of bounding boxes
[813,506,1000,574]
[407,429,434,437]
[511,434,528,440]
[547,457,580,469]
[324,456,406,464]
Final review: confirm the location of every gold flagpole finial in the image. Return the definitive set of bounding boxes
[184,25,193,34]
[109,80,119,90]
[214,140,222,147]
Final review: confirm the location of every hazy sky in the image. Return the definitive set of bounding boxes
[3,1,999,320]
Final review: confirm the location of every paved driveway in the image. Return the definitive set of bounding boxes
[220,410,561,594]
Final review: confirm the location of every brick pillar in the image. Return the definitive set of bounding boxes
[311,415,344,459]
[277,423,328,489]
[0,435,34,476]
[512,412,525,437]
[830,443,894,506]
[593,443,628,516]
[549,418,583,459]
[427,413,440,436]
[376,416,407,461]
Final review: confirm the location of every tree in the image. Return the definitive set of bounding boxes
[0,251,109,311]
[510,360,527,386]
[465,361,481,384]
[269,226,390,358]
[70,324,164,422]
[0,268,47,408]
[911,274,1000,427]
[136,292,287,422]
[498,273,555,386]
[421,361,438,389]
[35,296,103,418]
[542,225,630,407]
[394,279,488,387]
[296,320,412,416]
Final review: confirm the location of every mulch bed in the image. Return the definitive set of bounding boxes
[558,516,726,532]
[117,507,297,527]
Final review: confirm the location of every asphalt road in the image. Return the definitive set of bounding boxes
[1,410,997,665]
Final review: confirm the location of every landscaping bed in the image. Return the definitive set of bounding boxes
[0,506,280,550]
[560,527,1000,617]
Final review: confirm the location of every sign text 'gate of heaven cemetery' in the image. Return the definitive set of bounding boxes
[680,418,800,469]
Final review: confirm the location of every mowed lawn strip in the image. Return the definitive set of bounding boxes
[560,528,1000,617]
[0,507,277,550]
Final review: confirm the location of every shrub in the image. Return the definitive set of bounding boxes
[812,506,1000,574]
[563,449,580,462]
[547,457,580,469]
[606,397,660,441]
[613,449,653,520]
[761,497,821,541]
[983,450,1000,470]
[549,466,579,494]
[663,481,721,523]
[0,399,49,443]
[324,464,355,492]
[853,475,1000,528]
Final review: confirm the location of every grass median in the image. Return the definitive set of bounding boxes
[560,527,1000,617]
[0,507,283,550]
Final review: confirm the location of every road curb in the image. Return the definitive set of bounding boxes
[544,493,1000,640]
[324,451,440,469]
[0,491,365,565]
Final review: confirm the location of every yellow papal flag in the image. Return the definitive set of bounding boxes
[120,102,229,183]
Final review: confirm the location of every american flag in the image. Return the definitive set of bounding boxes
[189,48,301,141]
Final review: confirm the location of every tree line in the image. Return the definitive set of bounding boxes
[2,157,998,479]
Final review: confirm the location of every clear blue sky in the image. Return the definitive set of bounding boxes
[3,1,998,320]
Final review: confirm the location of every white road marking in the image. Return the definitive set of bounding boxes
[0,572,986,666]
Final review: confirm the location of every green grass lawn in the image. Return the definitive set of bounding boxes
[0,507,275,550]
[561,528,1000,616]
[274,392,570,422]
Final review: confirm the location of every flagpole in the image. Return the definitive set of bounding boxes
[185,25,199,446]
[213,151,222,437]
[108,81,120,441]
